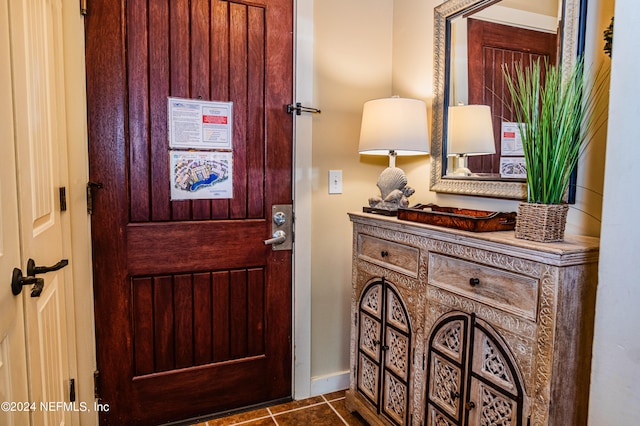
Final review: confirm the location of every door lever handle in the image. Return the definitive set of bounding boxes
[27,258,69,276]
[264,230,287,246]
[266,205,292,250]
[11,268,45,297]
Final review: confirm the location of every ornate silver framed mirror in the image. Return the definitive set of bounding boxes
[429,0,586,199]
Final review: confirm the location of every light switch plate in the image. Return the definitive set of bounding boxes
[329,170,342,194]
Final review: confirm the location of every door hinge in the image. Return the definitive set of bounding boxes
[69,378,76,402]
[94,370,100,399]
[59,187,67,212]
[87,181,103,214]
[80,0,88,15]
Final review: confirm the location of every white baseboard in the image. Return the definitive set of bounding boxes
[309,370,350,397]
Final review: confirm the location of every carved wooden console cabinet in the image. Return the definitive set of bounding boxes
[345,212,599,426]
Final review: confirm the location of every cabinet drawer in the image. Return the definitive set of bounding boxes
[428,253,538,321]
[358,234,419,277]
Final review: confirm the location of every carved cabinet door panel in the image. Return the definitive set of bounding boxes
[358,283,383,405]
[426,312,525,426]
[467,324,523,426]
[357,279,412,425]
[426,314,468,425]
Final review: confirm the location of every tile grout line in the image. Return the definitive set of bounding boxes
[271,400,328,415]
[325,395,347,403]
[267,407,279,426]
[265,401,329,425]
[232,412,274,426]
[220,408,274,426]
[322,395,350,426]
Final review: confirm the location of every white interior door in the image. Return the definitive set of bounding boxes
[5,0,75,425]
[0,2,31,425]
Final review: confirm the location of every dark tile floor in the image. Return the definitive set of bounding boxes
[191,390,369,426]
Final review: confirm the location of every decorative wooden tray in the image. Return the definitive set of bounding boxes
[397,204,517,232]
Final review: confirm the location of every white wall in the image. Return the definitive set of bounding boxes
[294,0,314,398]
[589,0,640,422]
[392,0,440,205]
[310,0,394,385]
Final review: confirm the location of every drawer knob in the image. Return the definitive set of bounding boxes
[465,401,476,410]
[381,250,389,257]
[469,277,480,286]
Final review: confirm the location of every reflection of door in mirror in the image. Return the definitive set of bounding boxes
[467,18,558,175]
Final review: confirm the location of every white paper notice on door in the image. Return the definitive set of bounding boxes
[501,121,525,156]
[500,156,527,179]
[170,150,233,200]
[168,97,233,150]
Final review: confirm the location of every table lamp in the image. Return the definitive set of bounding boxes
[359,97,430,213]
[447,104,496,176]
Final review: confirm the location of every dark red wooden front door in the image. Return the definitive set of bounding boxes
[85,0,293,424]
[467,18,558,174]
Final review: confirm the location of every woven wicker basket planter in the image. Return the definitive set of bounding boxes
[515,202,569,242]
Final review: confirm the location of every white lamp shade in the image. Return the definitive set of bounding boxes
[447,104,496,155]
[358,97,430,156]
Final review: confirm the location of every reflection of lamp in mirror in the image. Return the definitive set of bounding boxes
[359,97,430,213]
[447,104,496,176]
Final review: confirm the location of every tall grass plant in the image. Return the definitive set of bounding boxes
[503,58,599,204]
